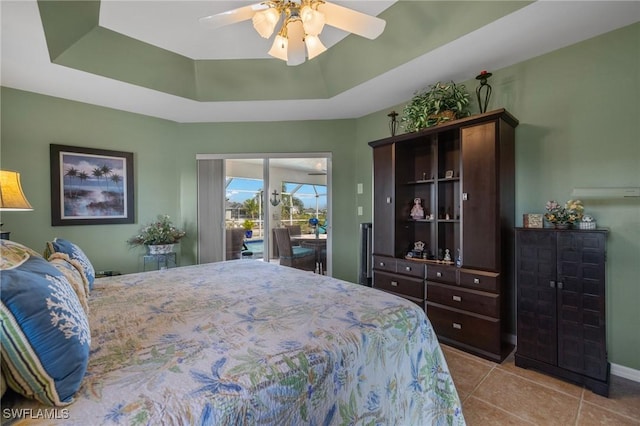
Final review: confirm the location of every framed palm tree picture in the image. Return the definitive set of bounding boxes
[50,144,134,225]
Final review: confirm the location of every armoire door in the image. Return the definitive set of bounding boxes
[372,143,395,257]
[461,121,498,271]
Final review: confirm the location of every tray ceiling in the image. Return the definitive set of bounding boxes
[1,1,638,123]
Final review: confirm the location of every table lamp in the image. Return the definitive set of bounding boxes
[0,170,34,240]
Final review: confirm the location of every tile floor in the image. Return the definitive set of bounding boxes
[441,345,640,425]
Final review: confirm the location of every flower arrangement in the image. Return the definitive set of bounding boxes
[127,214,186,247]
[544,200,584,225]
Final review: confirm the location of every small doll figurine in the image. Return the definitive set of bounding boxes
[410,198,424,220]
[444,249,451,262]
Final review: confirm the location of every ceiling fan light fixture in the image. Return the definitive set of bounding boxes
[300,5,325,36]
[286,19,306,66]
[305,35,326,59]
[268,34,289,61]
[252,7,280,38]
[200,0,386,66]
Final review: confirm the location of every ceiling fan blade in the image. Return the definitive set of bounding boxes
[318,2,386,40]
[199,3,267,29]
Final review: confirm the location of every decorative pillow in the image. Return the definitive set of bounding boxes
[1,239,43,270]
[45,238,95,290]
[48,252,90,315]
[0,254,91,406]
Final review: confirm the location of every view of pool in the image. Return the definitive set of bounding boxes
[243,239,264,258]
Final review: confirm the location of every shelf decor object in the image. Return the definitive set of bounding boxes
[475,70,493,113]
[388,110,399,136]
[401,81,471,132]
[523,213,543,228]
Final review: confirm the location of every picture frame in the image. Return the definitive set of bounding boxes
[523,213,543,228]
[445,170,454,179]
[50,144,134,226]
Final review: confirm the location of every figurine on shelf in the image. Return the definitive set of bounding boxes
[444,249,451,262]
[410,198,424,220]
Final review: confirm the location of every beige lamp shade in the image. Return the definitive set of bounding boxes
[0,170,33,211]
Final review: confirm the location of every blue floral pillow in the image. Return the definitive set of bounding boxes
[0,253,91,406]
[46,238,95,290]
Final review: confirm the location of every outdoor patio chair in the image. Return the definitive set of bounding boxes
[273,227,316,272]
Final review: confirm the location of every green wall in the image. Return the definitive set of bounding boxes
[0,91,360,280]
[1,23,638,370]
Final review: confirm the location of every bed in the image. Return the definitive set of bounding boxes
[1,240,464,425]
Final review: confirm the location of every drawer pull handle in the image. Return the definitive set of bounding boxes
[391,281,398,287]
[379,262,385,267]
[452,295,462,302]
[452,323,462,330]
[436,272,442,277]
[405,266,411,271]
[473,278,480,284]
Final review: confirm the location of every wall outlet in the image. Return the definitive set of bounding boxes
[357,206,363,216]
[357,183,363,194]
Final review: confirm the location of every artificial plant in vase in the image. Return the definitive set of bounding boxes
[401,81,471,132]
[128,214,186,253]
[243,219,254,239]
[544,200,584,228]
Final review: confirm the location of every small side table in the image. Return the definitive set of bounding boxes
[143,252,177,271]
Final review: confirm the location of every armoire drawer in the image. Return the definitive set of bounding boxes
[426,265,456,284]
[396,259,425,279]
[373,271,425,300]
[373,255,396,273]
[459,269,499,293]
[427,282,499,318]
[426,302,501,355]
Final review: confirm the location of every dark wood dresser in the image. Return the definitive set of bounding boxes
[514,228,609,396]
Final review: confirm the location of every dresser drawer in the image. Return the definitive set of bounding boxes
[427,282,499,318]
[459,269,499,293]
[426,264,457,284]
[426,303,501,355]
[396,259,425,279]
[374,271,425,300]
[373,255,396,273]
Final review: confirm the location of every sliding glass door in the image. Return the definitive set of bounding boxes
[196,153,331,275]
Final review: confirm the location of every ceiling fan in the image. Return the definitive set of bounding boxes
[199,1,386,66]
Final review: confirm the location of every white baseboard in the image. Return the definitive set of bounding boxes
[505,334,640,383]
[611,363,640,383]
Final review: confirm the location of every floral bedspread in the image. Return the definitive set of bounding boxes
[4,260,464,425]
